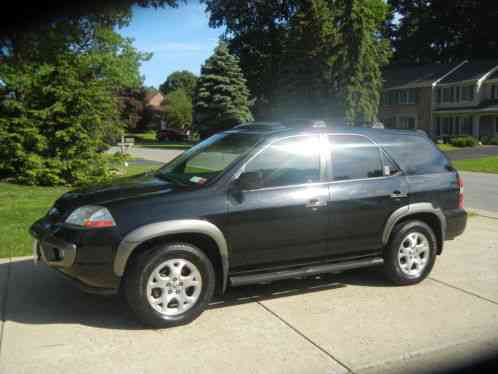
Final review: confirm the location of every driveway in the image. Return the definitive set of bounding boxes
[109,146,183,165]
[1,216,497,373]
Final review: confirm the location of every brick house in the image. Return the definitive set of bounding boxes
[379,60,498,139]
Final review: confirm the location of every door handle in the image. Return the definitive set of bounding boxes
[305,198,326,209]
[390,190,408,199]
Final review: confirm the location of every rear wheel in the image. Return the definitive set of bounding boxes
[123,243,215,328]
[383,220,437,285]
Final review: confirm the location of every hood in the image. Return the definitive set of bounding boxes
[54,172,179,215]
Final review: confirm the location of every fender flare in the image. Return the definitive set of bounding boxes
[382,203,447,246]
[114,219,230,291]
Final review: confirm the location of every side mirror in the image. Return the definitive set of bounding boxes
[234,171,263,191]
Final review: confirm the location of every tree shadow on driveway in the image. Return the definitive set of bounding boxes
[1,259,393,330]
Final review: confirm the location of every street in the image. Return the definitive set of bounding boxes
[0,216,497,373]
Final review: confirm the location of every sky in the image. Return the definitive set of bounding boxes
[118,2,225,88]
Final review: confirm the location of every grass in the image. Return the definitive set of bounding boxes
[437,143,459,152]
[453,156,498,174]
[0,163,159,259]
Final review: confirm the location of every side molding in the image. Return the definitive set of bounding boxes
[114,220,230,291]
[382,203,447,245]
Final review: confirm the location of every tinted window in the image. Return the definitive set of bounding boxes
[378,134,451,175]
[244,136,321,188]
[329,135,383,181]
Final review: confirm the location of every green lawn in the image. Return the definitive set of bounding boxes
[453,156,498,174]
[0,163,158,259]
[437,143,459,152]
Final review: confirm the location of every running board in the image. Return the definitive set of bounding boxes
[229,257,384,287]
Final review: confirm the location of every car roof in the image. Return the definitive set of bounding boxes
[228,122,428,144]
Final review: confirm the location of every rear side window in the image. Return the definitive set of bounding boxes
[329,135,383,181]
[380,135,451,175]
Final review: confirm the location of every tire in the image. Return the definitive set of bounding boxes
[123,242,216,328]
[383,220,437,286]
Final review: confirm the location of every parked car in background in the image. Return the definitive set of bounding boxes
[30,122,467,328]
[157,128,188,142]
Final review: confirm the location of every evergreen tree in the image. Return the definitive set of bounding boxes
[336,0,392,123]
[193,42,253,135]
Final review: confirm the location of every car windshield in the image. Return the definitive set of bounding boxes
[156,132,262,186]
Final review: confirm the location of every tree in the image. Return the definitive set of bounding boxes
[387,0,498,64]
[204,0,391,123]
[336,0,392,123]
[0,3,173,185]
[203,0,298,119]
[159,70,198,99]
[162,89,193,129]
[119,87,146,132]
[193,42,253,135]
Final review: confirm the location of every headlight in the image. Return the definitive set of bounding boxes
[65,206,116,228]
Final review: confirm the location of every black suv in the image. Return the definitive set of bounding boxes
[30,123,467,328]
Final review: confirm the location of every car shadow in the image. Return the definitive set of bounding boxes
[0,259,392,330]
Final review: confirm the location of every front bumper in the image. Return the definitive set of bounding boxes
[30,219,121,294]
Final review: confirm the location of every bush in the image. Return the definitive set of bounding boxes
[480,135,498,145]
[450,136,478,147]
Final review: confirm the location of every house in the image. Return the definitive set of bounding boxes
[143,91,167,130]
[379,60,498,139]
[144,91,164,108]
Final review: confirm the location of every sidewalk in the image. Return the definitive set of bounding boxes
[1,216,497,373]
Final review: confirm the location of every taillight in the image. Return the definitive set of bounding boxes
[457,175,464,209]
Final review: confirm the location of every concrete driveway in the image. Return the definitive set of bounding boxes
[1,216,497,373]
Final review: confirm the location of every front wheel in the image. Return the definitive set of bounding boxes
[123,243,215,328]
[383,220,437,285]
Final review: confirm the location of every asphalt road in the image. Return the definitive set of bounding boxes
[445,145,498,161]
[460,171,498,213]
[1,216,497,373]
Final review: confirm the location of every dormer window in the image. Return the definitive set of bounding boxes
[461,85,474,101]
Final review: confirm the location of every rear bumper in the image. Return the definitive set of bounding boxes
[445,208,467,240]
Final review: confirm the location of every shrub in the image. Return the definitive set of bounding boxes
[450,136,478,147]
[480,135,498,145]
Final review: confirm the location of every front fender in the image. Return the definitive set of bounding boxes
[114,219,230,291]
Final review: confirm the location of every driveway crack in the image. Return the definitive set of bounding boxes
[429,277,498,306]
[256,301,352,373]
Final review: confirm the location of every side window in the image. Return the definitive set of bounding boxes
[244,136,321,188]
[329,135,383,181]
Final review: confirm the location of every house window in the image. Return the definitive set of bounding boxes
[491,84,498,100]
[461,116,473,135]
[383,117,396,128]
[407,89,416,104]
[383,89,416,105]
[398,116,416,130]
[461,85,475,101]
[442,87,454,103]
[495,117,498,134]
[442,117,454,135]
